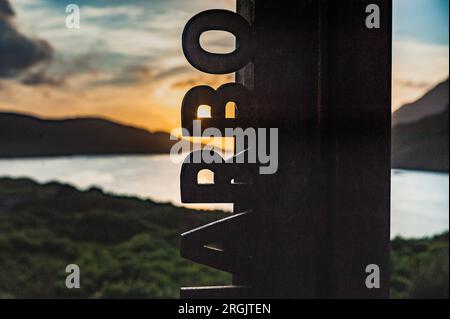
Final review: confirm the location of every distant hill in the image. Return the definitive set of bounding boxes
[392,79,449,172]
[0,112,181,158]
[393,79,449,127]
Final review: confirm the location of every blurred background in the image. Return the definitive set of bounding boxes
[0,0,448,298]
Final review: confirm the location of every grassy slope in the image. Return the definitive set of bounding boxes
[0,178,230,298]
[391,232,448,299]
[0,178,448,298]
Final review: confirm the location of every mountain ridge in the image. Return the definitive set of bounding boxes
[393,79,449,127]
[392,78,449,172]
[1,77,449,172]
[0,112,179,158]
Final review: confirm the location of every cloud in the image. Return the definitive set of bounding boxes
[0,0,53,78]
[84,65,155,87]
[396,80,431,89]
[0,0,238,132]
[81,5,144,19]
[20,69,63,86]
[393,40,449,110]
[170,73,233,90]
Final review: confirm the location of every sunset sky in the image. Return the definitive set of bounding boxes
[0,0,448,133]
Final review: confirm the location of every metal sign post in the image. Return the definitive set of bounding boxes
[180,0,392,299]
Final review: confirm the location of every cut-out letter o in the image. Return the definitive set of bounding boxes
[182,10,252,74]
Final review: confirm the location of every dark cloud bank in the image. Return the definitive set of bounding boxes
[0,0,53,78]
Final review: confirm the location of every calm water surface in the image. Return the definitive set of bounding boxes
[0,155,448,238]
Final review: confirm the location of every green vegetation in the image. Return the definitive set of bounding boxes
[0,178,448,299]
[0,178,230,298]
[391,232,448,299]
